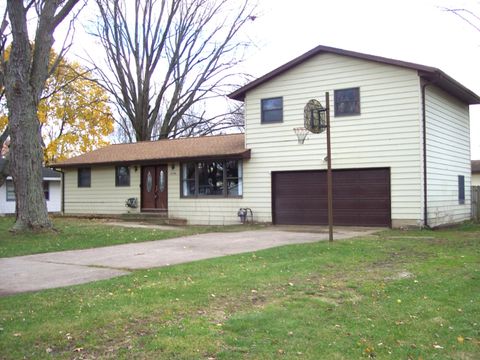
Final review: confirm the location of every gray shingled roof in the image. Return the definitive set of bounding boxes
[0,158,61,178]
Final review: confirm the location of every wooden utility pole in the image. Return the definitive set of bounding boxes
[325,92,334,241]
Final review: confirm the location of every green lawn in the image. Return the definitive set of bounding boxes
[0,216,262,258]
[0,222,479,359]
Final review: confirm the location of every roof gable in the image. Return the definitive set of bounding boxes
[229,44,480,105]
[53,134,250,168]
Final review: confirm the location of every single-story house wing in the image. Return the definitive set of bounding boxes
[54,44,480,227]
[0,159,62,214]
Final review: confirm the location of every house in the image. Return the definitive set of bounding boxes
[0,159,62,214]
[53,45,480,227]
[472,160,480,186]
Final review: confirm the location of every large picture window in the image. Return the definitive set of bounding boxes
[334,87,360,116]
[181,160,243,197]
[78,167,91,187]
[261,97,283,123]
[115,166,130,187]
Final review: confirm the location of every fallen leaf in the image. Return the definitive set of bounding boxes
[433,344,443,349]
[457,336,464,344]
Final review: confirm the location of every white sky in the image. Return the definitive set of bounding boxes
[239,0,480,159]
[3,0,479,158]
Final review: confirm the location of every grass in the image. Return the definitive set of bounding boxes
[0,222,479,359]
[0,216,264,258]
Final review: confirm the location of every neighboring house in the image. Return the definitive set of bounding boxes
[472,160,480,186]
[53,45,480,228]
[0,159,62,214]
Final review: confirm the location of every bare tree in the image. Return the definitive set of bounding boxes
[3,0,82,232]
[442,7,480,32]
[93,0,255,142]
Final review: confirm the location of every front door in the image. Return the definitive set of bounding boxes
[141,165,168,212]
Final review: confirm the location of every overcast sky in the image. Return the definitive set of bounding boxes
[240,0,480,159]
[3,0,479,157]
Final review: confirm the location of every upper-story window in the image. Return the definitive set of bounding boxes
[334,87,360,116]
[78,167,91,188]
[261,97,283,123]
[115,166,130,187]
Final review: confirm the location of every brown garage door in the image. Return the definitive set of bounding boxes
[272,168,391,227]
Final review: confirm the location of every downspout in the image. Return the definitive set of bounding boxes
[421,80,431,228]
[61,170,65,214]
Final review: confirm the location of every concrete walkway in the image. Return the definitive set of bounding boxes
[0,227,377,296]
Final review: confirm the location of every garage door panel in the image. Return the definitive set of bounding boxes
[272,168,391,227]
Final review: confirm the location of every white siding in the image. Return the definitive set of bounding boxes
[425,86,471,226]
[64,166,141,214]
[0,178,61,214]
[241,52,423,226]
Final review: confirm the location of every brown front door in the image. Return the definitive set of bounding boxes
[141,165,168,211]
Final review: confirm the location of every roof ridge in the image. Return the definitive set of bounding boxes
[108,132,244,146]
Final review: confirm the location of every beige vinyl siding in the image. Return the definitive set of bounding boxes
[472,173,480,186]
[167,164,244,224]
[64,166,141,214]
[425,86,471,226]
[243,52,423,225]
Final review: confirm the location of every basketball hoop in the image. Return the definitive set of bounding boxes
[293,127,310,144]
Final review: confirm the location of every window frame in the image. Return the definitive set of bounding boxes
[181,160,243,198]
[115,165,131,187]
[77,167,91,188]
[261,97,283,123]
[334,87,361,117]
[458,175,465,205]
[6,180,15,202]
[43,181,50,201]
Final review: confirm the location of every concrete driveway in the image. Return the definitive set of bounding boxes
[0,227,377,296]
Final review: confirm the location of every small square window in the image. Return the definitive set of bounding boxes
[78,167,91,187]
[115,166,130,187]
[458,175,465,204]
[6,180,15,201]
[334,88,360,116]
[261,97,283,123]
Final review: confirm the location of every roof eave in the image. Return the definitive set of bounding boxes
[51,149,251,169]
[228,44,480,105]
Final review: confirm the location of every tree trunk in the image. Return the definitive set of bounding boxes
[7,87,51,231]
[5,1,52,232]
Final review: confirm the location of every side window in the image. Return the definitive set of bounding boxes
[78,167,91,188]
[261,97,283,123]
[334,87,360,116]
[458,175,465,204]
[43,181,50,200]
[115,166,130,187]
[6,180,15,201]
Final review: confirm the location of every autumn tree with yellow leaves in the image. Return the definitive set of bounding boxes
[0,52,114,165]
